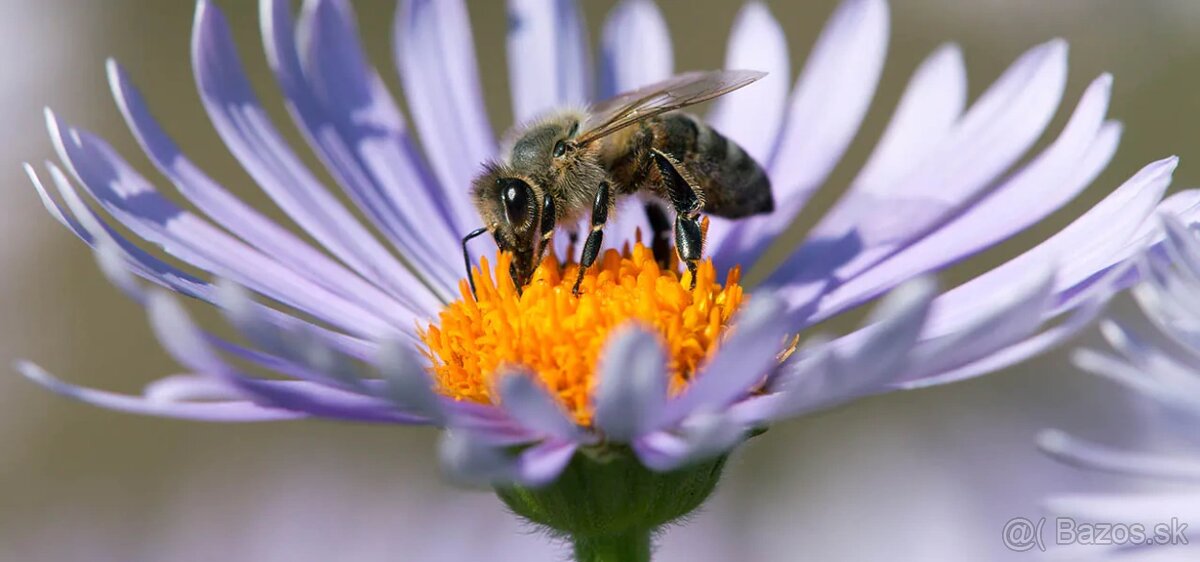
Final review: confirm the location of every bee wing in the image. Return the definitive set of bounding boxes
[575,69,767,146]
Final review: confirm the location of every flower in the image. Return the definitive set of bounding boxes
[1040,212,1200,559]
[17,0,1184,550]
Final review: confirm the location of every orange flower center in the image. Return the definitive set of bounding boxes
[418,241,746,426]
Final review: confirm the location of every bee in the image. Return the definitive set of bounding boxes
[462,70,774,296]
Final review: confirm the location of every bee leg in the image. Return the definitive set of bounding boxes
[572,180,611,296]
[461,227,490,299]
[644,202,672,267]
[534,193,557,265]
[651,149,703,290]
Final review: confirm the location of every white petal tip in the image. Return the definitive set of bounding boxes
[1035,428,1071,453]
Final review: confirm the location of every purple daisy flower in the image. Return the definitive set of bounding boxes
[1040,212,1200,559]
[17,0,1190,555]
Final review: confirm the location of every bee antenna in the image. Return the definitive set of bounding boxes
[462,227,490,299]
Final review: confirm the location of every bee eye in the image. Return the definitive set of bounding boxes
[553,140,567,158]
[498,178,533,230]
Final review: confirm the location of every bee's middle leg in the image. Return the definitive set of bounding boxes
[644,202,673,267]
[650,149,703,290]
[572,180,611,296]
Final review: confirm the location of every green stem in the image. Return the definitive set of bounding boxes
[572,529,652,562]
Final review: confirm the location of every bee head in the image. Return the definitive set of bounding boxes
[471,164,544,288]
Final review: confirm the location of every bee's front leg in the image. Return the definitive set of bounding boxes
[534,193,557,266]
[572,181,611,296]
[650,149,703,290]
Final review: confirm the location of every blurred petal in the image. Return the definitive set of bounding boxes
[507,0,591,123]
[1046,492,1200,525]
[901,267,1055,381]
[661,293,791,426]
[634,412,744,471]
[498,370,584,441]
[16,361,303,422]
[776,277,936,417]
[1039,429,1200,482]
[378,339,446,423]
[516,439,579,487]
[146,291,424,423]
[899,284,1111,389]
[593,325,670,442]
[440,430,519,486]
[599,0,671,97]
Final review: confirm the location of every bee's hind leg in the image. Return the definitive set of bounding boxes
[572,181,611,296]
[644,201,673,267]
[651,149,703,290]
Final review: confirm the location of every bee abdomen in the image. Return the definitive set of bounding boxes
[654,113,773,219]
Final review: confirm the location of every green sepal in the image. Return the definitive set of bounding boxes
[495,445,727,556]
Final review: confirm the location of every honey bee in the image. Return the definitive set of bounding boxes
[463,70,774,296]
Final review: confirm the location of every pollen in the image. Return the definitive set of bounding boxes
[418,241,745,426]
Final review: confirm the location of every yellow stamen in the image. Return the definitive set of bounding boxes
[419,241,745,426]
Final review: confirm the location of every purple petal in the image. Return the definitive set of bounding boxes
[377,339,446,423]
[898,267,1056,382]
[1100,319,1200,395]
[832,44,967,218]
[897,284,1110,390]
[775,277,936,417]
[145,291,424,424]
[769,0,889,205]
[717,0,888,267]
[25,162,90,241]
[707,1,789,165]
[36,143,376,362]
[439,430,573,487]
[660,293,792,427]
[108,59,443,314]
[767,39,1069,300]
[599,0,672,98]
[593,325,670,442]
[703,2,790,254]
[1039,429,1200,482]
[440,430,520,486]
[633,413,745,472]
[498,370,585,440]
[1046,492,1200,525]
[931,156,1176,324]
[16,361,304,422]
[806,74,1116,320]
[394,0,496,233]
[506,0,591,123]
[46,112,411,340]
[516,439,579,487]
[143,374,237,403]
[1073,348,1200,413]
[192,2,447,305]
[277,0,463,290]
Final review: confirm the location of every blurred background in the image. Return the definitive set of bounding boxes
[4,0,1200,560]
